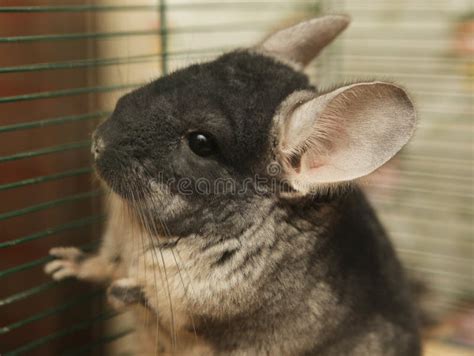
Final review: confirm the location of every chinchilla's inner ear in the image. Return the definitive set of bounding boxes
[257,15,350,68]
[273,82,417,193]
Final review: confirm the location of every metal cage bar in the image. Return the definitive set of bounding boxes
[1,0,472,353]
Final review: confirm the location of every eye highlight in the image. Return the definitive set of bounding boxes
[187,132,218,157]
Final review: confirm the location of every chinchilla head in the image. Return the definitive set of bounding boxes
[92,15,416,234]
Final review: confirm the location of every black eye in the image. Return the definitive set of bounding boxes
[187,132,218,157]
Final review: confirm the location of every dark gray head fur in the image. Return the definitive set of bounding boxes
[92,16,421,355]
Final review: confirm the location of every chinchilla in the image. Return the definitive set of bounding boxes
[45,15,421,355]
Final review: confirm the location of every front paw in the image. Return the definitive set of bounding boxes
[107,278,148,310]
[44,247,86,281]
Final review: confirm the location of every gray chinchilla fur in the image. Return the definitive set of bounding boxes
[45,15,421,355]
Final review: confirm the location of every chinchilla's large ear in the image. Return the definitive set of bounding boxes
[257,15,350,67]
[273,82,417,193]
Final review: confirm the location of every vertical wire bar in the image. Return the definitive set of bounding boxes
[159,0,169,75]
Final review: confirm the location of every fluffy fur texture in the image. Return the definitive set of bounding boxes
[45,16,420,355]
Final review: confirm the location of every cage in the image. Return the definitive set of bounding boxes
[0,0,472,355]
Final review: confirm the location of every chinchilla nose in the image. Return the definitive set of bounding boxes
[91,133,105,160]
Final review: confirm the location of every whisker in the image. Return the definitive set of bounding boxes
[140,166,201,340]
[147,191,199,341]
[141,193,178,351]
[141,214,165,354]
[130,182,164,354]
[113,156,158,354]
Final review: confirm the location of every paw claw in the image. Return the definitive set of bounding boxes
[52,268,77,281]
[49,247,84,261]
[44,246,85,280]
[44,260,65,274]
